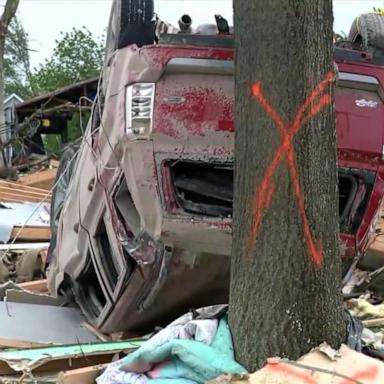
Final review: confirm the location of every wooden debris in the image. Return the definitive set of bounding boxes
[0,242,49,250]
[6,289,64,306]
[10,226,50,241]
[0,180,51,203]
[57,364,107,384]
[19,279,48,293]
[0,337,51,349]
[81,322,111,342]
[0,339,143,374]
[18,168,57,191]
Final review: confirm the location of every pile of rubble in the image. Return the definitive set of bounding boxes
[2,161,384,383]
[0,279,143,383]
[0,183,51,285]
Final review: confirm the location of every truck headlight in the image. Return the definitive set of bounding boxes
[126,83,155,138]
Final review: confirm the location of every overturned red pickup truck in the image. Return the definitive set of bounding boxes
[47,2,384,333]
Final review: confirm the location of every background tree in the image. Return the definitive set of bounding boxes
[31,27,104,153]
[4,15,34,98]
[0,0,19,167]
[229,0,345,371]
[335,31,347,42]
[32,26,104,93]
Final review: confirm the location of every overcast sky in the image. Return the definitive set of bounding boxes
[1,0,383,68]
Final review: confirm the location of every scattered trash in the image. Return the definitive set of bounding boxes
[346,310,363,351]
[349,298,384,319]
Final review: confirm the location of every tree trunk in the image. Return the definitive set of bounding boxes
[229,0,345,371]
[0,0,20,167]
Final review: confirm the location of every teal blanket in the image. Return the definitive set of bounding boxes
[118,317,246,384]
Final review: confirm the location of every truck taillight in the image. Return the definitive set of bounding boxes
[125,83,155,138]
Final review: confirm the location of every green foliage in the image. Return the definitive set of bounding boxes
[32,27,104,93]
[373,7,384,14]
[335,31,347,42]
[42,112,90,156]
[42,134,62,156]
[4,23,104,98]
[4,21,103,156]
[68,111,90,142]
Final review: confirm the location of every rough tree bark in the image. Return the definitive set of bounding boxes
[0,0,20,167]
[229,0,345,371]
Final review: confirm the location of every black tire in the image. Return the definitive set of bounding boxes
[46,144,80,266]
[349,13,384,49]
[105,0,155,57]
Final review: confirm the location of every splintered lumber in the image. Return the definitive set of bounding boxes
[0,339,144,374]
[57,364,108,384]
[0,242,49,250]
[0,338,50,349]
[0,180,51,203]
[6,289,64,306]
[18,168,57,191]
[10,226,51,241]
[81,322,110,342]
[0,180,52,196]
[19,279,48,293]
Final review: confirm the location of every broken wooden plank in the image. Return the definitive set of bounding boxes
[0,339,144,374]
[0,181,52,196]
[18,168,57,191]
[57,364,107,384]
[0,188,51,203]
[0,194,50,204]
[0,184,51,198]
[0,195,42,204]
[0,337,51,349]
[19,279,48,293]
[0,190,49,201]
[6,289,64,306]
[10,226,51,241]
[0,242,49,250]
[81,322,110,342]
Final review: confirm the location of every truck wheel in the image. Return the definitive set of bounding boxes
[105,0,155,56]
[349,13,384,49]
